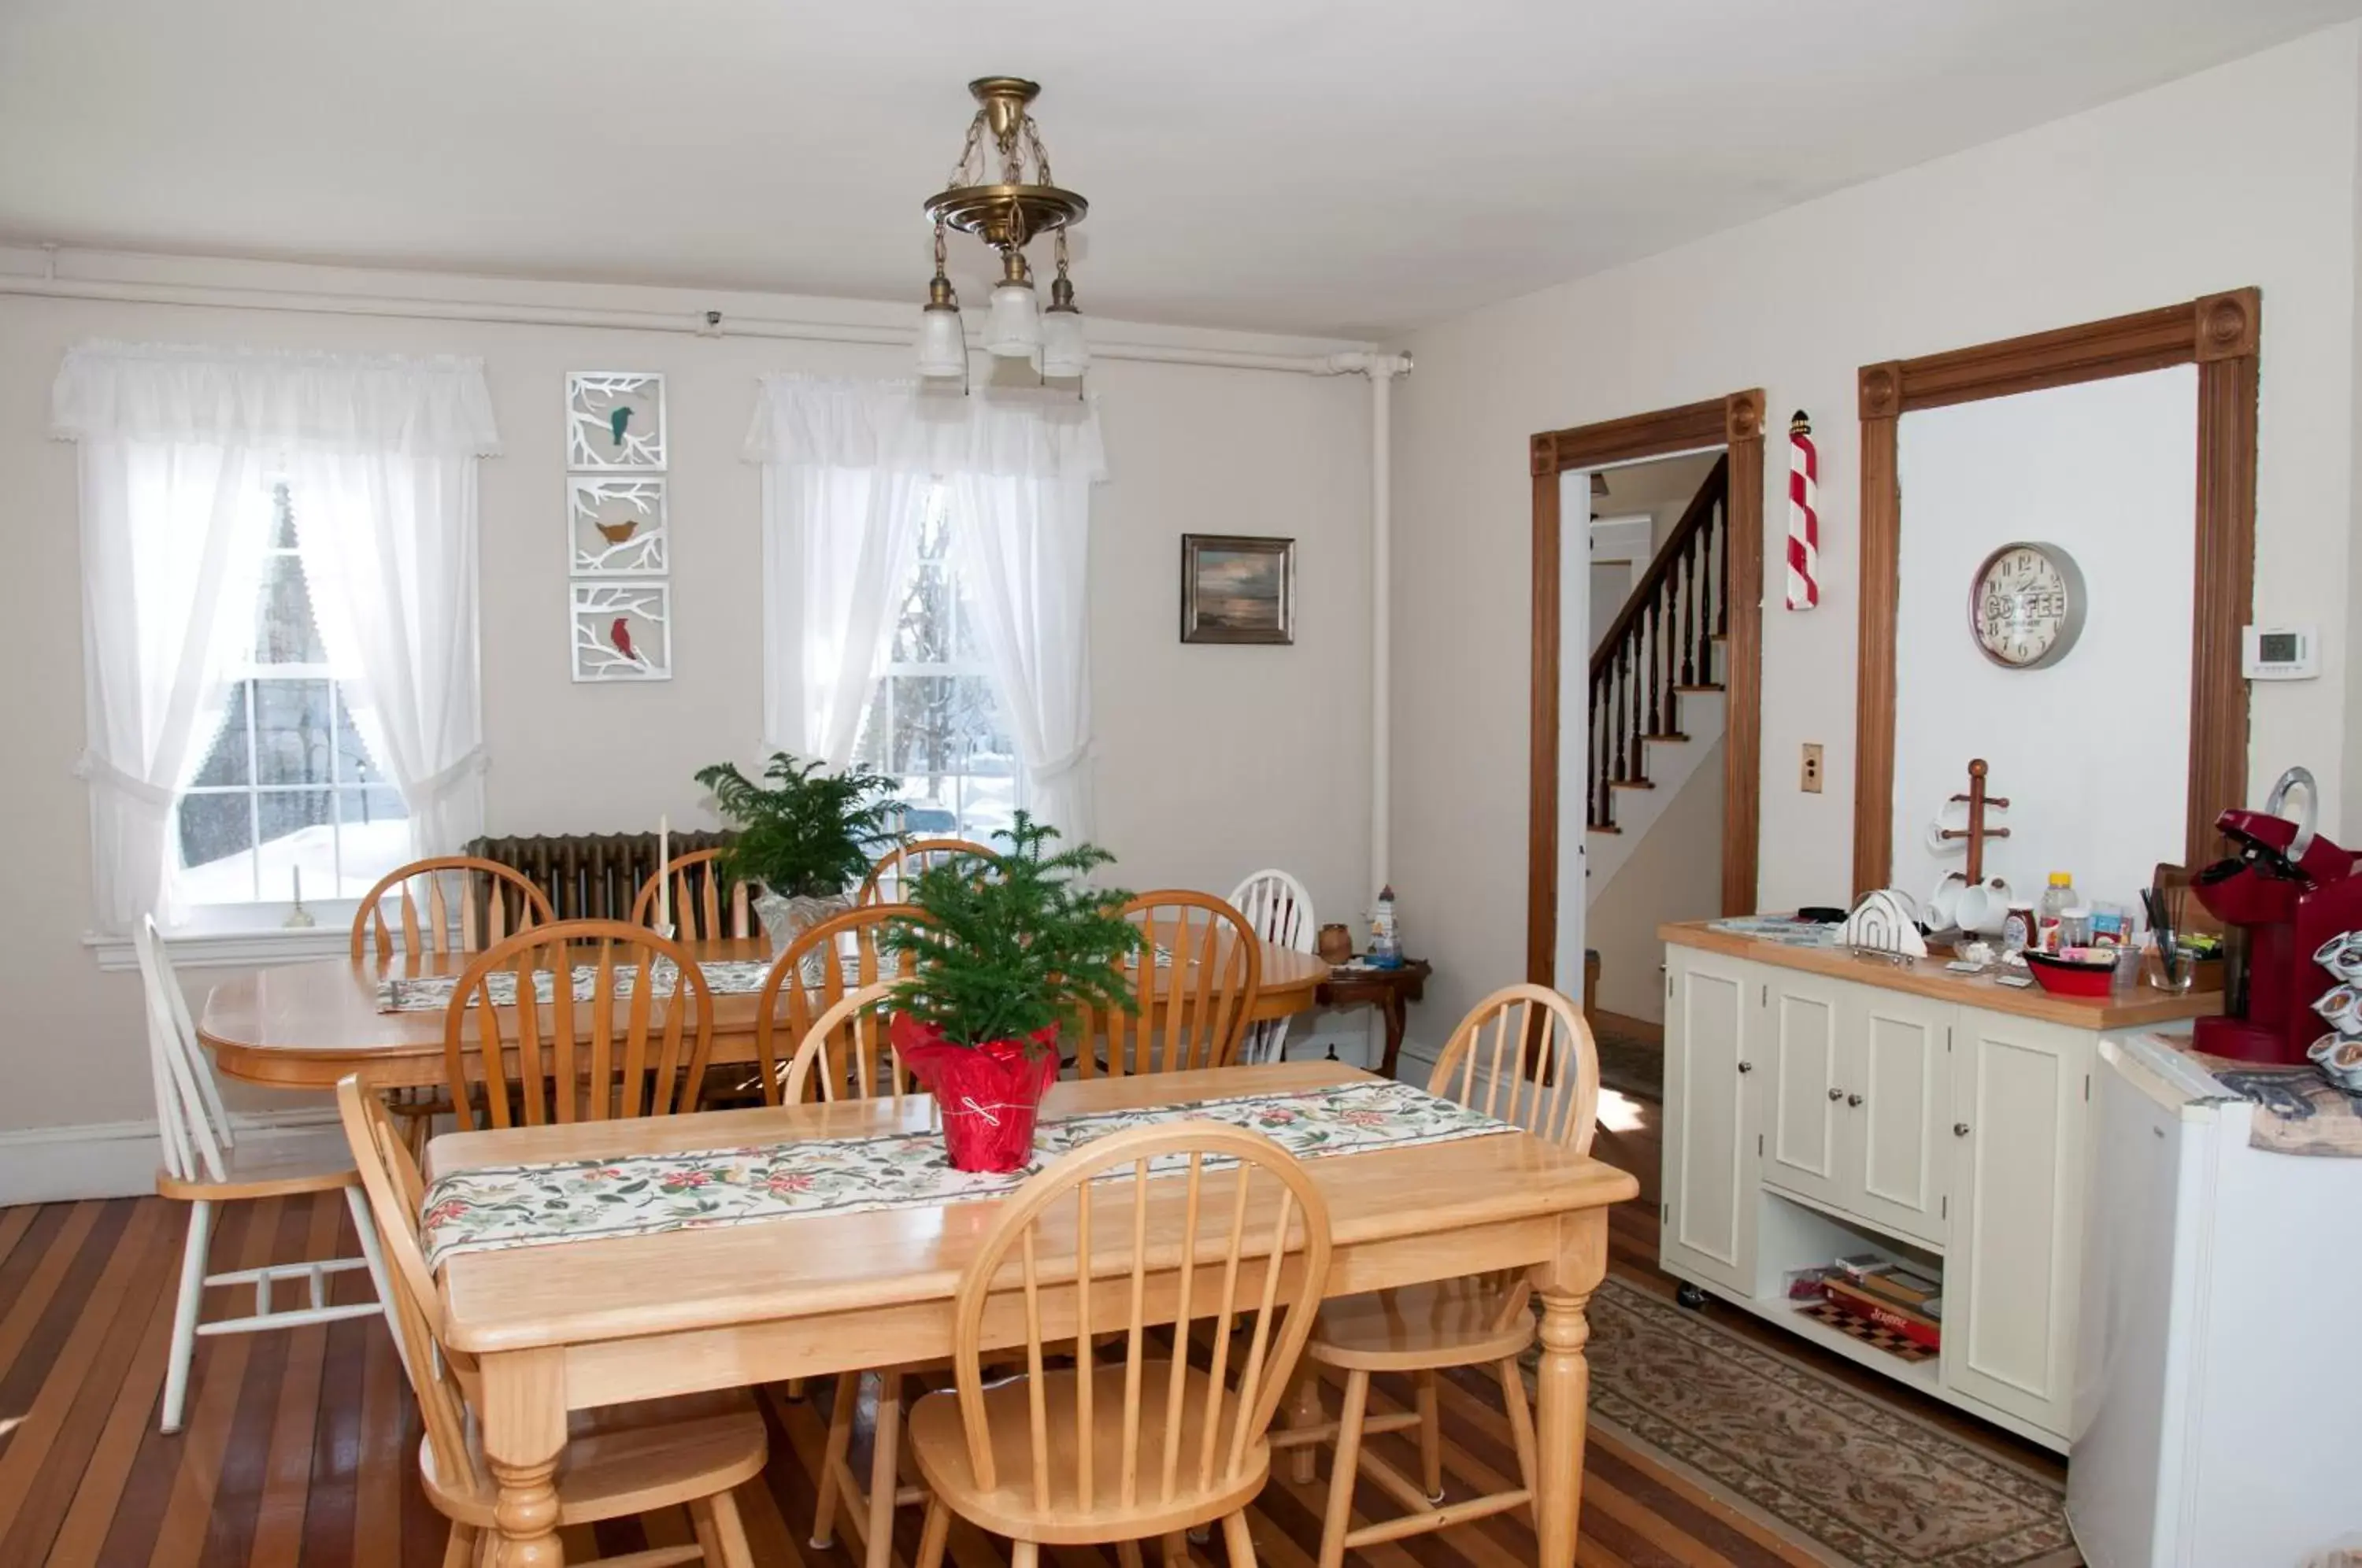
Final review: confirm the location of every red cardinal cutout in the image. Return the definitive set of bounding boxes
[609,616,637,662]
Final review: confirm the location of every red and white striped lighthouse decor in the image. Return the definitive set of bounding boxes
[1786,409,1820,610]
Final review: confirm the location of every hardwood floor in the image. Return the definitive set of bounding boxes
[0,1091,2061,1566]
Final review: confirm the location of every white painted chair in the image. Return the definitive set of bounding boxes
[1227,869,1317,1063]
[134,915,397,1433]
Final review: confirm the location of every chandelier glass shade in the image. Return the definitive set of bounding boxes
[916,77,1087,379]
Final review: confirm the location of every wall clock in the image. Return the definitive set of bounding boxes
[1968,541,2085,669]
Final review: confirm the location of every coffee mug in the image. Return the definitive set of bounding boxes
[1955,878,2016,936]
[2314,931,2362,982]
[2314,983,2362,1034]
[1927,873,1968,931]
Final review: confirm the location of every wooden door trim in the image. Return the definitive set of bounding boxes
[1528,390,1765,989]
[1852,290,2259,894]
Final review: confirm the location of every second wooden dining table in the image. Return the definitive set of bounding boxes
[424,1060,1638,1568]
[197,936,1334,1090]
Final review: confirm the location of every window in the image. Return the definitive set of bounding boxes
[852,490,1021,841]
[176,483,408,905]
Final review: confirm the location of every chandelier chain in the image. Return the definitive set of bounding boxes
[1024,120,1055,189]
[946,112,987,190]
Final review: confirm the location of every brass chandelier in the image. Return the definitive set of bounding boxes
[917,77,1089,379]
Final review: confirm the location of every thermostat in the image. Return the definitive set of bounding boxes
[2242,626,2318,680]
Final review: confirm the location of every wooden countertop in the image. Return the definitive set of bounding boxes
[1661,920,2222,1030]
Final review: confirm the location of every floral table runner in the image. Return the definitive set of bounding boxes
[376,957,856,1013]
[420,1078,1512,1271]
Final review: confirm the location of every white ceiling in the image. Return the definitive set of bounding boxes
[3,0,2357,338]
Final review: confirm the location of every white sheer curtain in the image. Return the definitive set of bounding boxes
[51,341,500,931]
[744,377,1106,835]
[946,471,1097,841]
[291,449,487,856]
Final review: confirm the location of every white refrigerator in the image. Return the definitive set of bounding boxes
[2068,1035,2362,1566]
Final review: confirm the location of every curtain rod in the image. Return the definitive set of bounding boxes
[0,273,1362,377]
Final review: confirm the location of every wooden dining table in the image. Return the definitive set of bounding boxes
[424,1060,1638,1568]
[197,936,1335,1090]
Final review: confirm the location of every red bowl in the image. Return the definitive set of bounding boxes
[2024,950,2116,997]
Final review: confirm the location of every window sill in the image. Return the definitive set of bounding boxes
[85,906,358,972]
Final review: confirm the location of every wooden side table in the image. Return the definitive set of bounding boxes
[1315,958,1433,1079]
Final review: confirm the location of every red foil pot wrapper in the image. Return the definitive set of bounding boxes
[891,1015,1061,1174]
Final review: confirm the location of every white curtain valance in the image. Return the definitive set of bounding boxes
[743,374,1105,481]
[50,340,502,457]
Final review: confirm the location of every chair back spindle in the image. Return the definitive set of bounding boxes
[949,1124,1332,1513]
[133,915,236,1184]
[857,838,996,906]
[1226,870,1315,1063]
[1084,893,1262,1078]
[628,847,757,941]
[753,906,924,1104]
[779,982,912,1104]
[351,856,555,965]
[442,919,716,1129]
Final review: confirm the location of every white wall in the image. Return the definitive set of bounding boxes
[1589,739,1724,1024]
[1890,368,2197,915]
[0,259,1374,1146]
[1390,26,2362,1039]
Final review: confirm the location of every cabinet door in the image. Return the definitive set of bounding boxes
[1660,950,1759,1295]
[1838,988,1952,1248]
[1760,971,1846,1210]
[1943,1008,2090,1437]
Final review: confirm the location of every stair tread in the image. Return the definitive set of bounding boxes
[1639,732,1691,743]
[1609,778,1656,790]
[1586,823,1623,835]
[1673,683,1726,693]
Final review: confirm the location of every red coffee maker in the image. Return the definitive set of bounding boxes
[2193,767,2362,1064]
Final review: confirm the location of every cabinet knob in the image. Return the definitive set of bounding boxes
[1736,1060,1754,1074]
[1826,1087,1844,1101]
[1846,1093,1864,1108]
[1954,1121,1971,1137]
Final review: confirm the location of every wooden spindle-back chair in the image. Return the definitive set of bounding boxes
[1079,893,1263,1078]
[745,905,925,1106]
[1272,982,1599,1568]
[903,1123,1334,1568]
[138,917,395,1433]
[780,982,913,1105]
[351,856,557,1148]
[350,855,554,963]
[441,919,716,1130]
[628,847,757,941]
[1226,870,1316,1063]
[335,1077,765,1568]
[857,838,995,905]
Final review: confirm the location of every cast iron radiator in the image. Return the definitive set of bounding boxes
[463,830,755,935]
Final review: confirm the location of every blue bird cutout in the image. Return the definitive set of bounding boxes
[609,405,633,448]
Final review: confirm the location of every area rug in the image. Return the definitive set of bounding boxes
[1545,1274,2080,1567]
[1591,1019,1664,1100]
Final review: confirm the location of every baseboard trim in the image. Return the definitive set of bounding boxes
[0,1108,341,1207]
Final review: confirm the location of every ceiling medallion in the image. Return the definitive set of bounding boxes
[916,77,1089,383]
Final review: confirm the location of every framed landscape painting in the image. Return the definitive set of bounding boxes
[1180,534,1295,645]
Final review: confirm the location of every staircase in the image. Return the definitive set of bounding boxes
[1586,453,1728,892]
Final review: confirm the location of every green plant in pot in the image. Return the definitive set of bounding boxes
[877,812,1142,1172]
[692,753,898,953]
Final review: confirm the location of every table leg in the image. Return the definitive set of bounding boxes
[1531,1210,1606,1568]
[481,1347,568,1568]
[1379,994,1409,1081]
[1283,1362,1324,1484]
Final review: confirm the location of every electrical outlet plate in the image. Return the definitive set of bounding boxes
[1801,743,1824,793]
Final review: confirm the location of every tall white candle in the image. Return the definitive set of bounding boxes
[657,813,671,930]
[292,866,302,908]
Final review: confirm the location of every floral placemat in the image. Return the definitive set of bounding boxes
[420,1078,1512,1271]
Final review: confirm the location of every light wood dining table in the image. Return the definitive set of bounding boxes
[423,1060,1638,1568]
[197,936,1334,1090]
